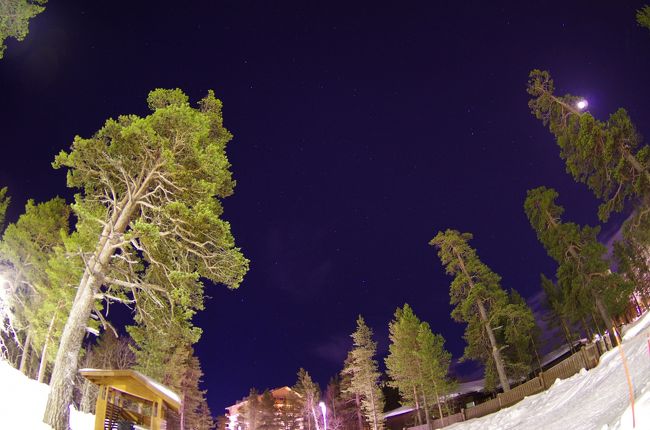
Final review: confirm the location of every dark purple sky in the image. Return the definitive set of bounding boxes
[1,0,649,417]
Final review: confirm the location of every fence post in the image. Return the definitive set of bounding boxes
[579,347,589,369]
[497,393,502,408]
[539,371,547,389]
[604,333,613,350]
[460,408,465,422]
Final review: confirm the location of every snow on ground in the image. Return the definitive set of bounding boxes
[0,360,95,429]
[446,312,650,430]
[2,314,650,430]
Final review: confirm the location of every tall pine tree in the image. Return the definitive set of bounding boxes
[43,89,249,429]
[293,368,321,430]
[430,229,533,392]
[342,316,384,430]
[385,304,425,425]
[416,322,454,424]
[524,186,631,332]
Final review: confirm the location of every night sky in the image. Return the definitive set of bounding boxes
[1,0,649,418]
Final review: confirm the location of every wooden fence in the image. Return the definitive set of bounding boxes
[463,397,500,420]
[498,376,544,407]
[430,411,464,428]
[404,342,605,429]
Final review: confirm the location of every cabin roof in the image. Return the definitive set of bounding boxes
[79,368,181,412]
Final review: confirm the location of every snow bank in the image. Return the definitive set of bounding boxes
[445,312,650,430]
[0,360,95,429]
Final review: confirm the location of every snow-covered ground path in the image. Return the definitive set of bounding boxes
[446,312,650,430]
[0,359,94,429]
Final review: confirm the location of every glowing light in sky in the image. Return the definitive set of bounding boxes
[576,99,588,110]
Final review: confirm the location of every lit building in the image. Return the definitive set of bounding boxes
[226,386,304,430]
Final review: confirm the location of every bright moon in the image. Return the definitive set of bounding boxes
[576,100,588,110]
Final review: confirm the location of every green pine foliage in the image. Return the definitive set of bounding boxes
[238,388,262,430]
[429,229,509,390]
[385,304,455,425]
[0,197,73,379]
[0,0,47,58]
[0,187,9,228]
[323,376,355,430]
[539,274,577,348]
[415,321,455,421]
[293,368,321,430]
[385,304,424,422]
[638,5,650,31]
[132,343,214,430]
[337,354,366,430]
[257,390,277,430]
[342,316,384,430]
[45,88,249,428]
[527,70,650,223]
[614,235,650,306]
[180,354,216,430]
[524,186,631,330]
[502,290,539,379]
[237,388,278,430]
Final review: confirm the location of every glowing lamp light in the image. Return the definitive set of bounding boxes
[576,99,588,110]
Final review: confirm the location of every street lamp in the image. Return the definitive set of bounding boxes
[319,401,327,430]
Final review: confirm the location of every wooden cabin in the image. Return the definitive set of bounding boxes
[80,368,181,430]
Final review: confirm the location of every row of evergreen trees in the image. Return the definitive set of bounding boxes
[233,294,531,430]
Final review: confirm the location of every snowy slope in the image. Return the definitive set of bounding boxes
[0,360,95,429]
[446,313,650,430]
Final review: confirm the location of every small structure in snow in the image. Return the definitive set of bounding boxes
[80,368,181,430]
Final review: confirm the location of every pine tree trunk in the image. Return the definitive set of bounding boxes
[19,328,32,375]
[38,314,56,383]
[560,317,574,353]
[368,386,378,430]
[43,270,97,429]
[44,200,136,429]
[311,405,321,430]
[79,380,97,413]
[477,300,510,391]
[580,317,592,340]
[419,384,430,428]
[531,336,542,372]
[180,391,185,430]
[451,247,510,392]
[413,386,422,425]
[432,383,444,426]
[594,296,616,336]
[355,394,363,430]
